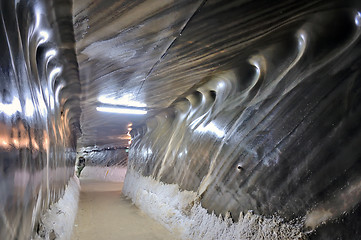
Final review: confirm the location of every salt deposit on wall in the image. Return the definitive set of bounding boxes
[123,168,306,240]
[32,176,80,240]
[125,3,361,237]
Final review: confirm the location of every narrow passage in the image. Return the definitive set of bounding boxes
[72,179,175,240]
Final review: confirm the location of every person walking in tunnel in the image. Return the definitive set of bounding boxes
[77,157,86,177]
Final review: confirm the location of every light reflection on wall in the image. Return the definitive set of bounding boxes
[195,121,225,138]
[128,123,132,145]
[0,0,80,239]
[0,96,22,116]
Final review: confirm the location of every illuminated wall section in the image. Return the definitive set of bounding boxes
[0,0,80,239]
[123,1,361,239]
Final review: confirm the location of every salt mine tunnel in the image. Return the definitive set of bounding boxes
[1,0,361,239]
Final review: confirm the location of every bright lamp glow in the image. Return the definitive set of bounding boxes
[96,106,147,115]
[98,94,147,108]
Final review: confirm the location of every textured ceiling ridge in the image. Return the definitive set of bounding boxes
[74,0,361,152]
[136,0,208,96]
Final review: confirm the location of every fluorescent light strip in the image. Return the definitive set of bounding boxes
[96,106,147,115]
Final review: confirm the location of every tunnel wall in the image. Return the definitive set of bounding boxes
[0,0,80,239]
[78,146,128,167]
[124,2,361,239]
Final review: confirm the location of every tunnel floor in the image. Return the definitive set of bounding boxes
[71,179,175,240]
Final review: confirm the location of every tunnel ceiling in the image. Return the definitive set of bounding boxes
[73,0,204,148]
[73,0,361,148]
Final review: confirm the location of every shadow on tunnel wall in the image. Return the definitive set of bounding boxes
[125,0,361,239]
[0,0,80,239]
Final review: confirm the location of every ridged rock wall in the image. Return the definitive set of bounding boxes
[0,0,80,239]
[125,1,361,238]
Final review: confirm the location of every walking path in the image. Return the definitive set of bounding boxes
[72,179,175,240]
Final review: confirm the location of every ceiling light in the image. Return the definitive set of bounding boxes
[96,106,147,115]
[98,94,147,108]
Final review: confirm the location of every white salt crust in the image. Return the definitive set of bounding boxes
[32,176,80,240]
[123,168,306,240]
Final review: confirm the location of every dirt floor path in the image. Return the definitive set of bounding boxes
[71,179,175,240]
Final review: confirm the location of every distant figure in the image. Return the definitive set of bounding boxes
[77,157,86,177]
